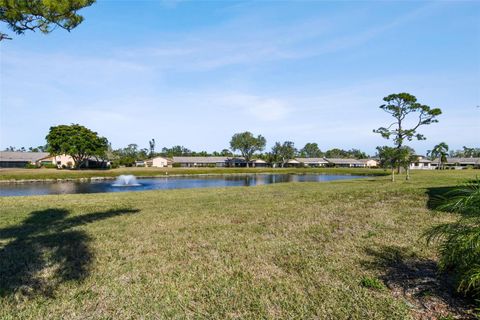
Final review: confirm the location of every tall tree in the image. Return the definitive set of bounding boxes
[229,132,266,167]
[272,141,296,168]
[0,0,95,41]
[324,148,349,158]
[148,139,155,157]
[428,142,449,169]
[373,93,441,175]
[46,124,108,169]
[299,143,323,158]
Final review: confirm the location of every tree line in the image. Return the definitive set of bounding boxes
[2,93,478,170]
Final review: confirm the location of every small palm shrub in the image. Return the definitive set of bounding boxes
[425,179,480,299]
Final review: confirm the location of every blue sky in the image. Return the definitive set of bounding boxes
[1,0,479,155]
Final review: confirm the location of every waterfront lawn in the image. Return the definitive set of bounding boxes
[0,170,476,319]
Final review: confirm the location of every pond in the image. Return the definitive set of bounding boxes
[0,174,365,197]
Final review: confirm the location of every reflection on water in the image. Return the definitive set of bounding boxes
[0,174,364,197]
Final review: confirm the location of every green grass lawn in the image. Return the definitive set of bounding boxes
[0,166,386,181]
[0,170,477,319]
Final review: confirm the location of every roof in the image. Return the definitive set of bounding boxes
[296,157,329,164]
[172,156,230,163]
[324,158,364,165]
[0,151,50,162]
[357,159,379,164]
[436,157,480,165]
[414,158,432,163]
[251,159,266,163]
[148,156,170,161]
[287,159,301,164]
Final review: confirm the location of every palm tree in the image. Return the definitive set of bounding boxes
[429,142,449,170]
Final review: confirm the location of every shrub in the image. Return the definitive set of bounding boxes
[24,163,38,169]
[172,163,181,168]
[425,179,480,299]
[42,163,57,169]
[360,276,385,290]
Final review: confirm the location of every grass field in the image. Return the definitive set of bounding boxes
[0,167,386,182]
[0,170,477,319]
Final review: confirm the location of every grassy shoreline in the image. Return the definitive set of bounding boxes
[0,167,387,183]
[0,170,477,319]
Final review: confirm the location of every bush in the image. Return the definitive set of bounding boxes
[172,163,181,168]
[425,179,480,299]
[24,163,38,169]
[360,276,385,290]
[42,163,57,169]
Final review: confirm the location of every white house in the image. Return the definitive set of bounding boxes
[409,156,433,170]
[358,159,379,168]
[145,156,172,168]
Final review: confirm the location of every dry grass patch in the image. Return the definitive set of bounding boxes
[0,170,477,319]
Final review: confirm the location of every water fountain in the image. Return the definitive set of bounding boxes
[112,175,141,187]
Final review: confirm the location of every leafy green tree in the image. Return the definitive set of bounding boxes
[229,132,266,167]
[428,142,449,169]
[324,148,349,158]
[299,143,323,158]
[347,148,368,159]
[450,146,480,158]
[220,149,233,156]
[28,145,48,152]
[272,141,296,168]
[0,0,95,41]
[46,124,108,169]
[376,145,415,181]
[373,93,441,174]
[161,145,192,157]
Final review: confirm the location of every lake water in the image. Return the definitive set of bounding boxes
[0,174,364,197]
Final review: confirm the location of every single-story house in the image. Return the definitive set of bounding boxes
[285,159,302,167]
[295,158,329,167]
[251,159,267,167]
[172,156,231,167]
[358,159,379,168]
[409,156,433,170]
[40,154,109,168]
[0,151,50,168]
[42,154,75,168]
[434,157,480,169]
[324,158,366,167]
[145,157,172,168]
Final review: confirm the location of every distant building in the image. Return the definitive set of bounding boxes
[295,158,329,167]
[41,154,74,168]
[251,159,267,167]
[324,158,366,167]
[434,157,480,169]
[409,155,433,170]
[0,151,50,168]
[172,156,231,167]
[39,154,109,168]
[145,157,172,168]
[285,159,301,167]
[358,159,379,168]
